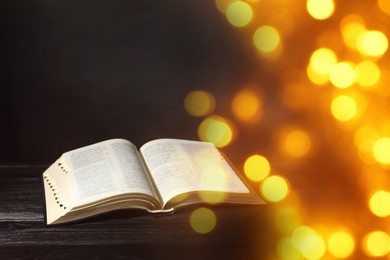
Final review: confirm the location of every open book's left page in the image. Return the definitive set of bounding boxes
[62,139,158,206]
[43,139,160,224]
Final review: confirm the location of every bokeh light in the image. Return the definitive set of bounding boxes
[369,190,390,217]
[283,130,311,157]
[329,62,355,88]
[231,89,262,122]
[184,1,390,258]
[355,61,381,88]
[226,1,253,27]
[291,225,326,259]
[306,0,335,20]
[198,115,234,148]
[260,175,289,202]
[307,48,337,85]
[244,154,270,182]
[355,125,379,164]
[340,15,366,50]
[378,0,390,15]
[372,137,390,164]
[330,95,358,122]
[277,237,302,260]
[190,207,217,234]
[253,26,280,53]
[356,30,388,57]
[327,231,355,258]
[274,204,302,235]
[362,231,390,257]
[184,90,216,117]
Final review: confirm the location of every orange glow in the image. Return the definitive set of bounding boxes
[231,89,262,122]
[204,1,390,258]
[378,0,390,15]
[355,125,379,164]
[282,82,310,109]
[283,130,311,157]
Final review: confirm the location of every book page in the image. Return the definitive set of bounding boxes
[140,139,249,206]
[62,139,157,206]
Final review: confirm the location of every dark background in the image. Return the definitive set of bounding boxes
[1,0,266,164]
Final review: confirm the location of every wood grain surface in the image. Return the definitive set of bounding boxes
[0,166,276,259]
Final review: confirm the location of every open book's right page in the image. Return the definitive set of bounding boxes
[140,139,261,208]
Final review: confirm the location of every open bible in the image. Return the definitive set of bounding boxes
[42,138,264,225]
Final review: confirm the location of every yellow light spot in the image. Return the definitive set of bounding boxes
[307,48,337,85]
[169,193,189,204]
[306,0,335,20]
[253,26,280,53]
[226,1,253,27]
[231,89,262,122]
[378,0,390,15]
[190,207,217,234]
[260,175,289,202]
[363,231,390,257]
[309,48,338,75]
[328,231,355,258]
[184,90,216,117]
[355,61,381,88]
[330,95,357,121]
[198,115,233,148]
[357,30,388,57]
[291,225,326,259]
[215,0,238,13]
[369,190,390,217]
[284,130,311,157]
[277,237,302,260]
[244,154,270,182]
[373,137,390,164]
[329,62,355,88]
[340,15,365,50]
[307,65,329,85]
[199,191,228,204]
[355,126,379,164]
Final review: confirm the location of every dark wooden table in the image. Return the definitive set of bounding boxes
[0,165,277,259]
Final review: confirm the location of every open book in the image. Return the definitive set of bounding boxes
[42,138,264,225]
